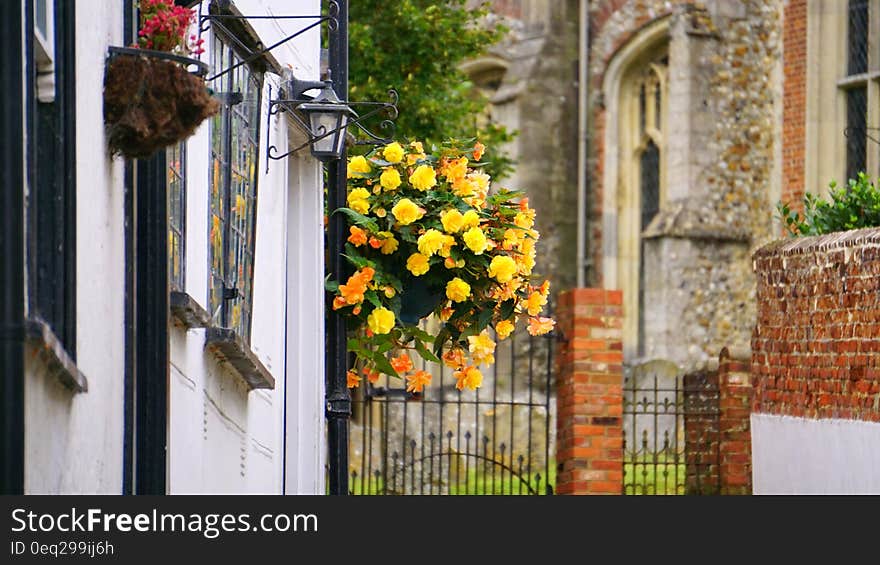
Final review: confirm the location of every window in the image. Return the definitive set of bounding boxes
[30,0,76,354]
[168,142,186,292]
[843,0,874,181]
[618,50,667,358]
[208,31,262,342]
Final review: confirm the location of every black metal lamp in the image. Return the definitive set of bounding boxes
[296,80,355,161]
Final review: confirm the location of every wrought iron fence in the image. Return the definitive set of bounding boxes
[623,364,721,495]
[348,313,556,495]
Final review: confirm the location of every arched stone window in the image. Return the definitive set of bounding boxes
[621,51,668,358]
[600,17,670,361]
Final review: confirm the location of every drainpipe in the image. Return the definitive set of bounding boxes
[326,0,350,496]
[0,0,26,494]
[576,0,590,288]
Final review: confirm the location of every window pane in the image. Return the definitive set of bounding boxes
[640,140,660,230]
[847,0,868,75]
[35,0,48,38]
[846,87,867,180]
[167,142,186,292]
[207,32,261,341]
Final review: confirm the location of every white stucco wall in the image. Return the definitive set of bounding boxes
[168,0,324,494]
[25,0,126,494]
[751,413,880,494]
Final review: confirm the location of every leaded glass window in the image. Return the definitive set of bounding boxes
[168,142,186,292]
[208,31,262,341]
[842,0,876,182]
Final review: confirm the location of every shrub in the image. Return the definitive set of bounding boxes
[777,173,880,236]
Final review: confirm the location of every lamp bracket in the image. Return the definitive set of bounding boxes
[266,89,399,162]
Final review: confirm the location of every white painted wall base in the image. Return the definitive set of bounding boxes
[751,413,880,494]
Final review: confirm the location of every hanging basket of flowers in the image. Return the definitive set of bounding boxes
[103,0,219,159]
[328,140,555,394]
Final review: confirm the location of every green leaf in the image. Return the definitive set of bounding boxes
[369,350,398,379]
[333,207,379,232]
[414,338,441,364]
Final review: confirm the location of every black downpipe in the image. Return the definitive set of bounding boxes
[0,0,26,495]
[134,153,169,495]
[122,0,136,495]
[326,0,350,495]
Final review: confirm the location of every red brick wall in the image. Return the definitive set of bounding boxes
[782,0,806,209]
[555,288,624,495]
[752,228,880,423]
[717,347,753,495]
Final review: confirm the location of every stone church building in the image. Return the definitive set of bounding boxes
[473,0,876,371]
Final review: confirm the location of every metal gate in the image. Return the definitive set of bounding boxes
[349,325,556,495]
[622,363,722,495]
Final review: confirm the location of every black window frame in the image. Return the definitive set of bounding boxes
[843,0,871,181]
[207,28,263,344]
[28,0,77,357]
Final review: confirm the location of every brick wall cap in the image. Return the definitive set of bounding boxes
[753,227,880,259]
[720,345,751,363]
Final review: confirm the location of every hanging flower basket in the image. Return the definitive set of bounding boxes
[328,140,555,394]
[103,47,219,159]
[103,0,217,158]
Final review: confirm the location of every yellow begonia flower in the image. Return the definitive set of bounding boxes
[461,210,480,228]
[488,255,518,283]
[391,198,425,225]
[417,229,445,257]
[469,171,490,191]
[347,155,371,176]
[468,330,496,365]
[454,366,483,391]
[409,165,437,191]
[382,142,405,164]
[462,227,488,255]
[439,234,456,258]
[526,291,547,316]
[441,209,465,234]
[443,157,468,183]
[445,277,471,303]
[495,319,515,340]
[378,231,399,255]
[380,168,402,191]
[406,253,430,276]
[347,187,371,214]
[514,211,534,229]
[367,307,395,335]
[452,176,476,197]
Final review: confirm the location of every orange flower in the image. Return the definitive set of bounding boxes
[347,370,361,389]
[391,353,413,374]
[406,370,432,393]
[473,141,486,161]
[442,347,465,370]
[332,296,347,310]
[439,306,454,321]
[362,367,381,384]
[527,316,556,336]
[454,366,483,391]
[347,226,368,246]
[369,236,383,249]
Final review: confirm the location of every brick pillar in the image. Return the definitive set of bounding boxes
[555,288,623,495]
[718,347,753,494]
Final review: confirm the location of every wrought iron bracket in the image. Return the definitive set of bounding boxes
[198,4,339,83]
[106,46,209,77]
[266,87,399,162]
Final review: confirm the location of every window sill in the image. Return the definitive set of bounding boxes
[25,317,88,393]
[204,327,275,391]
[170,291,211,329]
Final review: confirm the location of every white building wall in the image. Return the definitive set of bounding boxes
[751,414,880,494]
[25,0,325,494]
[168,0,324,494]
[25,0,127,494]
